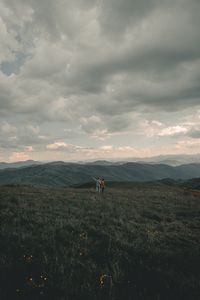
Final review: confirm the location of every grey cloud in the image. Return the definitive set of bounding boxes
[187,127,200,139]
[60,2,200,113]
[0,124,39,149]
[79,112,136,138]
[188,131,200,139]
[0,0,200,159]
[98,0,158,36]
[3,0,96,42]
[98,0,200,36]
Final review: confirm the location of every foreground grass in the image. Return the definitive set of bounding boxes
[0,184,199,300]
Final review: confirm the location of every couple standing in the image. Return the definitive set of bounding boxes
[93,177,105,193]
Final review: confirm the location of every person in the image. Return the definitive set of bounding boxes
[100,178,105,193]
[92,177,101,192]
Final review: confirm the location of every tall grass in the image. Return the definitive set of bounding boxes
[0,185,199,299]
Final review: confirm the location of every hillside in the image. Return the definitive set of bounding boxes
[1,162,200,187]
[182,178,200,190]
[0,184,199,299]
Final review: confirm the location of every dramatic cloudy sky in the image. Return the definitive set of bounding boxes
[0,0,200,162]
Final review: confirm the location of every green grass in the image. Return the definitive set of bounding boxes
[0,184,200,299]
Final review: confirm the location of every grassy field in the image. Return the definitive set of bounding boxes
[0,184,199,299]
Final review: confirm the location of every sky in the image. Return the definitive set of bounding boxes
[0,0,200,162]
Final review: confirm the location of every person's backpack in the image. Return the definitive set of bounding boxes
[100,180,105,188]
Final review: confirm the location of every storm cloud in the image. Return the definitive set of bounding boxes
[0,0,200,161]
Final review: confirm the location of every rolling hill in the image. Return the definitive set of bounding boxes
[1,161,200,187]
[0,160,41,170]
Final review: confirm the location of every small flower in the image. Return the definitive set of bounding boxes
[80,232,88,240]
[99,274,107,287]
[23,254,33,262]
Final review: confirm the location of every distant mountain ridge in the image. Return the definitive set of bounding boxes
[81,154,200,166]
[1,161,200,187]
[1,153,200,170]
[123,154,200,166]
[0,160,41,170]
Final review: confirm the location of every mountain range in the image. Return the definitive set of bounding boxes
[1,153,200,170]
[1,161,200,187]
[115,154,200,166]
[0,160,41,169]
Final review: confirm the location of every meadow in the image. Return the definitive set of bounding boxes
[0,184,199,299]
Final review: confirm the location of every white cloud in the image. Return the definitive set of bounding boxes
[100,145,113,151]
[158,126,188,137]
[46,142,82,151]
[47,142,71,150]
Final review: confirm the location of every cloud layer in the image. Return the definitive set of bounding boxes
[0,0,200,161]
